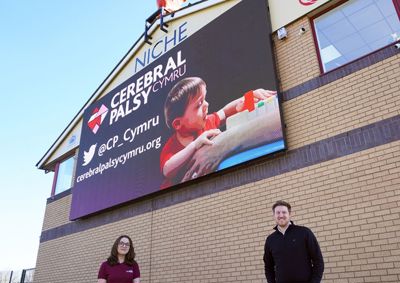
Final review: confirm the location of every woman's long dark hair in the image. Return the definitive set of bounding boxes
[107,235,136,266]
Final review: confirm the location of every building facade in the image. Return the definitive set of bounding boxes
[35,0,400,282]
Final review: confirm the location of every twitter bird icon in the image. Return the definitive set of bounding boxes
[83,144,97,166]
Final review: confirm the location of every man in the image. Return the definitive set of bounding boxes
[263,201,324,283]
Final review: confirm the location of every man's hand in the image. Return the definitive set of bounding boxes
[194,129,221,149]
[182,106,283,181]
[182,131,228,181]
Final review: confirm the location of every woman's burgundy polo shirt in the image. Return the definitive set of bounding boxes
[98,261,140,283]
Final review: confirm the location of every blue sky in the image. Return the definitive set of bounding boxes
[0,0,172,271]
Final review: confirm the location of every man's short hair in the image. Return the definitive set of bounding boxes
[272,200,291,213]
[164,77,205,129]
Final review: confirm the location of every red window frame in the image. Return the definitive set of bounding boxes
[394,0,400,19]
[310,0,400,74]
[50,163,60,196]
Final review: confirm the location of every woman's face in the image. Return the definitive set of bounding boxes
[117,237,131,256]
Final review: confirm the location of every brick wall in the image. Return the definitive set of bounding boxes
[283,53,400,150]
[273,16,320,92]
[34,141,400,283]
[35,213,152,282]
[41,194,71,231]
[34,12,400,283]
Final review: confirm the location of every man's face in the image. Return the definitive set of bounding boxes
[178,84,209,133]
[273,205,290,228]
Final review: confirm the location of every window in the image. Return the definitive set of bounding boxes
[52,155,75,195]
[313,0,400,72]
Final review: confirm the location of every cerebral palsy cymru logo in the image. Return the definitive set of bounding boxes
[87,104,108,134]
[299,0,318,6]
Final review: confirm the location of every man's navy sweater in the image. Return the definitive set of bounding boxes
[263,223,324,283]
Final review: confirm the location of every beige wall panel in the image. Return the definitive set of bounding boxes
[269,0,332,31]
[46,120,82,166]
[35,140,400,282]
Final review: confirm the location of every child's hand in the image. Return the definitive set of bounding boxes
[194,129,221,149]
[253,89,277,101]
[235,89,277,112]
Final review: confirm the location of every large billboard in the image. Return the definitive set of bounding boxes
[70,0,286,220]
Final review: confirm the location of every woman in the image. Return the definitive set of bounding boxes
[98,235,141,283]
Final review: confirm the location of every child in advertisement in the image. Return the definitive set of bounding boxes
[160,77,277,189]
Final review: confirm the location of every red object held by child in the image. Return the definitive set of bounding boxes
[243,90,255,112]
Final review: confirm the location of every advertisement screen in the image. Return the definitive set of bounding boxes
[70,0,286,220]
